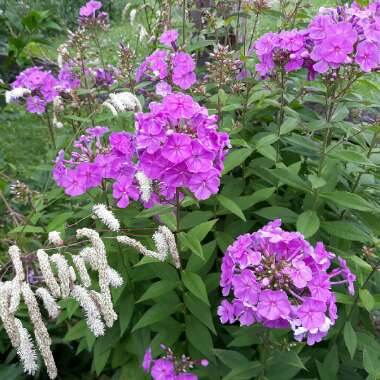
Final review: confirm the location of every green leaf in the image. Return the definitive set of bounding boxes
[308,174,327,189]
[213,349,250,369]
[187,219,217,242]
[178,232,204,259]
[271,167,311,192]
[255,207,298,223]
[64,320,87,341]
[10,225,45,234]
[222,363,262,380]
[184,293,216,334]
[321,221,370,243]
[136,204,174,218]
[47,212,73,231]
[118,293,134,336]
[93,343,111,375]
[235,187,275,210]
[363,347,380,375]
[137,280,178,303]
[296,210,320,238]
[320,191,375,212]
[186,316,214,360]
[132,300,180,331]
[344,322,357,359]
[181,271,209,306]
[217,195,246,221]
[328,149,375,166]
[222,148,253,174]
[254,133,278,150]
[360,289,375,311]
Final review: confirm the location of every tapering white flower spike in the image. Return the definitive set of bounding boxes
[50,254,71,299]
[135,171,152,203]
[36,288,60,319]
[73,255,92,288]
[14,318,38,376]
[48,231,64,247]
[9,279,21,314]
[5,88,31,103]
[93,204,120,231]
[9,245,25,282]
[21,283,57,379]
[37,250,61,298]
[117,225,181,268]
[103,92,142,115]
[0,282,20,347]
[71,285,105,337]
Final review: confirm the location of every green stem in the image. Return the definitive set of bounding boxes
[317,101,335,177]
[276,69,286,163]
[247,11,260,55]
[175,188,182,270]
[46,113,56,149]
[182,0,186,45]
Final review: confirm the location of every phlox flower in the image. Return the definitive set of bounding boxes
[80,0,102,17]
[219,219,356,345]
[142,346,207,380]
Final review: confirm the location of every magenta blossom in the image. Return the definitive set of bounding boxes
[80,0,102,17]
[143,346,207,380]
[219,220,356,345]
[136,30,197,90]
[160,29,179,46]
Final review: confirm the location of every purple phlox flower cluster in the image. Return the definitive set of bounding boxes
[80,0,102,17]
[79,1,109,29]
[90,66,116,87]
[136,29,196,91]
[53,127,144,208]
[143,345,208,380]
[253,2,380,78]
[10,65,79,114]
[135,92,230,203]
[218,219,356,346]
[254,29,308,76]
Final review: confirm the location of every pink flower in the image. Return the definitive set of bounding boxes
[151,359,176,380]
[217,300,235,324]
[80,0,102,17]
[162,93,197,119]
[287,259,312,288]
[159,29,179,46]
[319,35,354,64]
[185,140,214,173]
[161,133,192,164]
[143,347,152,373]
[26,96,46,114]
[297,298,326,330]
[112,176,139,208]
[355,41,380,72]
[232,269,260,306]
[188,169,220,200]
[257,290,291,321]
[61,169,87,196]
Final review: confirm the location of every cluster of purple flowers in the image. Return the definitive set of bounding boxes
[253,2,380,77]
[53,127,141,208]
[136,29,196,92]
[218,219,356,345]
[11,66,79,114]
[254,30,308,76]
[136,92,230,202]
[143,346,208,380]
[79,0,109,29]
